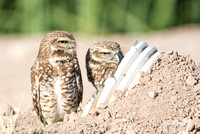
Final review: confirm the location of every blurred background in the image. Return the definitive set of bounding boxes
[0,0,200,109]
[0,0,200,34]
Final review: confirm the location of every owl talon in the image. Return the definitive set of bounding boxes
[64,114,70,122]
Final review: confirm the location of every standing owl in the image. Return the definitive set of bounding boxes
[86,41,124,91]
[31,31,83,125]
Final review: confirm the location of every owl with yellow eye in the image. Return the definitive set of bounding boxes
[86,41,124,90]
[31,31,83,125]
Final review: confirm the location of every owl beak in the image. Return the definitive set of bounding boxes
[113,54,120,62]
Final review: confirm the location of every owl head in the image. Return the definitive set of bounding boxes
[86,41,123,64]
[37,31,77,60]
[86,41,124,90]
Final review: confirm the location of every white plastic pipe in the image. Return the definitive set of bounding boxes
[128,51,161,90]
[117,46,157,91]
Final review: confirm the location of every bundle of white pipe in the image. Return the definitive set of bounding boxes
[82,41,163,117]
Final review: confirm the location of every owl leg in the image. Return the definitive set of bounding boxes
[64,113,70,122]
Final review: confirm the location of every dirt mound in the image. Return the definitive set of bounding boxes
[42,51,200,133]
[2,51,199,134]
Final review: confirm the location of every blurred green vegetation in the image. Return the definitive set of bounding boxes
[0,0,200,34]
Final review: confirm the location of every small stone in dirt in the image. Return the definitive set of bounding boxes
[157,89,162,93]
[187,122,195,132]
[123,118,128,123]
[103,105,108,109]
[105,124,111,130]
[148,91,157,99]
[0,102,14,116]
[80,129,84,134]
[157,86,163,93]
[186,74,198,86]
[139,71,145,78]
[166,51,174,55]
[146,76,152,81]
[115,113,122,119]
[98,103,108,109]
[89,109,100,116]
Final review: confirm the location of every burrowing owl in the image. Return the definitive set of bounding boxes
[86,41,124,90]
[31,31,83,125]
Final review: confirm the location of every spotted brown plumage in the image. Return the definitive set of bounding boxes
[86,41,124,91]
[31,31,83,125]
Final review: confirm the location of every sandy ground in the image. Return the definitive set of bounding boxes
[0,25,199,133]
[43,51,200,133]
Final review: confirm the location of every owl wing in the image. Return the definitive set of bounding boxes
[31,61,47,125]
[85,49,94,83]
[75,58,83,104]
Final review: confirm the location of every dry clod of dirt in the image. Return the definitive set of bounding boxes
[186,73,198,86]
[148,90,158,99]
[5,51,200,133]
[187,122,195,132]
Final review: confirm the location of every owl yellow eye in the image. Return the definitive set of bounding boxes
[101,52,109,55]
[58,40,68,44]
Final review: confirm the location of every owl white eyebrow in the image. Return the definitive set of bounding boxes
[99,49,111,53]
[58,39,67,41]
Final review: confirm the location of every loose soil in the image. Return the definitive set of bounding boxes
[0,26,200,133]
